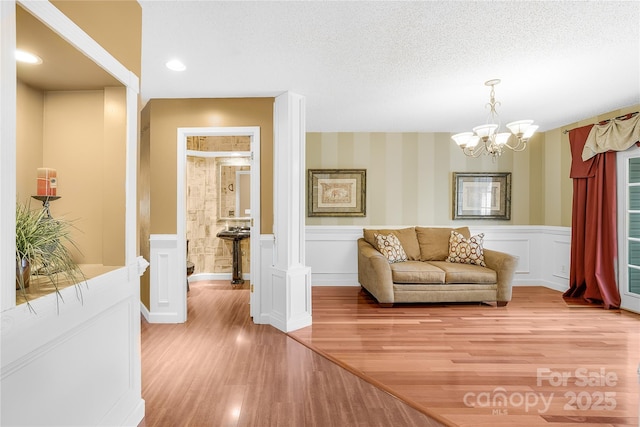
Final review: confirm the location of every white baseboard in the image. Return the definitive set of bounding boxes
[310,273,359,286]
[121,399,145,427]
[140,301,150,322]
[189,272,251,282]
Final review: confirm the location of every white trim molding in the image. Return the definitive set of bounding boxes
[176,126,262,322]
[147,234,185,323]
[305,225,571,292]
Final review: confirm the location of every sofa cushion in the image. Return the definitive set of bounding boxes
[363,227,420,260]
[390,261,445,284]
[374,233,407,263]
[428,261,497,284]
[446,231,486,266]
[416,226,470,261]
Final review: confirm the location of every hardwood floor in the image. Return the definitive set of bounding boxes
[289,286,640,427]
[139,281,445,427]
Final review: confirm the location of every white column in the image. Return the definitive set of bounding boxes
[270,92,312,332]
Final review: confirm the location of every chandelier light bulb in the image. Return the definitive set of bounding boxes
[452,132,473,147]
[506,120,534,136]
[473,124,498,140]
[522,125,539,139]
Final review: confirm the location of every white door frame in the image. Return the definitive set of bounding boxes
[177,126,261,320]
[617,145,640,314]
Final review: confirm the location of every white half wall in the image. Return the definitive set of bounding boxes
[305,225,571,291]
[1,259,147,427]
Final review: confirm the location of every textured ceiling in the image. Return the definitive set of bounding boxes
[140,1,640,132]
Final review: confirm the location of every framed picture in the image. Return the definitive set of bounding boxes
[308,169,366,217]
[453,172,511,220]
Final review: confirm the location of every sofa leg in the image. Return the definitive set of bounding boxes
[379,303,394,308]
[497,301,508,307]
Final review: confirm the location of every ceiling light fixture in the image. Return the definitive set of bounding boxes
[15,49,42,64]
[451,79,538,159]
[165,59,186,71]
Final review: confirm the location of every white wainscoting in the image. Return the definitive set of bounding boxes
[254,234,274,325]
[305,225,571,292]
[147,234,185,323]
[1,258,147,427]
[147,234,275,326]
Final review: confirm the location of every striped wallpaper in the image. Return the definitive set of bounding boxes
[306,132,541,227]
[306,104,639,228]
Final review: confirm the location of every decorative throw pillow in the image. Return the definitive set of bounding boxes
[446,230,486,266]
[374,233,408,263]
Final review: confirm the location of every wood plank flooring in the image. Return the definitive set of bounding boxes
[289,286,640,427]
[139,281,444,427]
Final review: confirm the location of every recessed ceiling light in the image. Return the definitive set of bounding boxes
[165,59,186,71]
[16,49,42,64]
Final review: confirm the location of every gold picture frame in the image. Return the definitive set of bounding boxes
[453,172,511,220]
[308,169,366,217]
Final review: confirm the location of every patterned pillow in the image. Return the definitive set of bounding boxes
[374,233,408,263]
[446,230,486,266]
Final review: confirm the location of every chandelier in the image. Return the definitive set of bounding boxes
[451,79,538,158]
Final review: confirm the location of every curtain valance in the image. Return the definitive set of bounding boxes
[582,113,640,160]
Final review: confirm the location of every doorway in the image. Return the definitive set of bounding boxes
[177,127,261,320]
[617,145,640,313]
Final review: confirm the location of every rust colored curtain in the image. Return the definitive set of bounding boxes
[565,124,620,308]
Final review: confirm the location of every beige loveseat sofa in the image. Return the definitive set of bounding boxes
[357,226,518,307]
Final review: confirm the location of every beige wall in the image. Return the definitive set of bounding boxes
[307,104,640,228]
[141,98,273,309]
[41,88,126,266]
[102,87,127,265]
[16,81,44,203]
[51,0,142,77]
[144,98,274,235]
[139,104,151,308]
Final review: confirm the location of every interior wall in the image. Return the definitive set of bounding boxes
[306,132,537,226]
[16,80,43,203]
[51,0,141,77]
[43,90,103,263]
[139,103,151,309]
[42,89,126,266]
[145,98,274,235]
[102,86,126,266]
[306,105,640,228]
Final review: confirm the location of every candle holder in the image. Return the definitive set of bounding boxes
[31,195,61,219]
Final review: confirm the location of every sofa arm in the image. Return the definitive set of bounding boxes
[357,238,395,304]
[484,248,518,304]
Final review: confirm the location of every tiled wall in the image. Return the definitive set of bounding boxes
[219,163,250,218]
[186,136,250,275]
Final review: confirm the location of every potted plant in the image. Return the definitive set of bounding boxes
[15,201,85,305]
